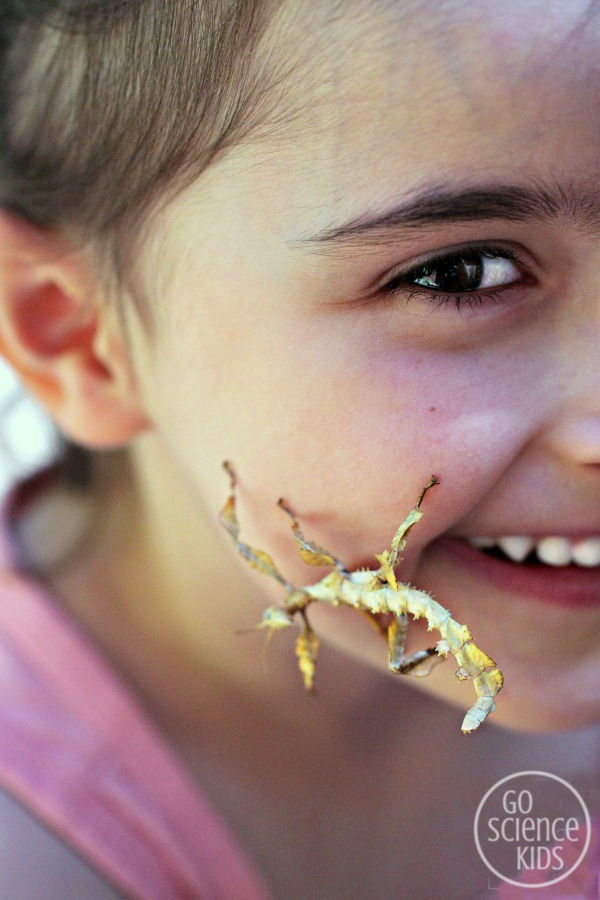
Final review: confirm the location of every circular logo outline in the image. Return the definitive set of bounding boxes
[473,770,591,889]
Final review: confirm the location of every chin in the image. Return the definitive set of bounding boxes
[487,691,600,735]
[432,668,600,735]
[286,579,600,737]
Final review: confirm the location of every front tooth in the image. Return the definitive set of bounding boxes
[571,537,600,567]
[535,536,572,566]
[496,536,536,563]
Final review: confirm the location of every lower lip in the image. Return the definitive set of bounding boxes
[433,538,600,608]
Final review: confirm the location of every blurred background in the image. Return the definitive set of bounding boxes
[0,357,61,496]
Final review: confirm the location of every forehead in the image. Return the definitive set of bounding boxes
[142,0,600,292]
[259,0,600,200]
[283,0,599,99]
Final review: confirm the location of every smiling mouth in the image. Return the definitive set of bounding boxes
[432,537,600,608]
[476,543,584,568]
[466,535,600,568]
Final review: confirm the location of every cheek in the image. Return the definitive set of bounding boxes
[147,299,524,542]
[140,244,537,567]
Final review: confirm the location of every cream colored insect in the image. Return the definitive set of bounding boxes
[220,462,503,733]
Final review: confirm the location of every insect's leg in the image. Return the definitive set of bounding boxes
[220,461,243,539]
[386,476,439,570]
[220,461,295,590]
[295,608,320,690]
[387,614,444,677]
[278,498,349,573]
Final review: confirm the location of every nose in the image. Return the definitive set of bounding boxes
[537,296,600,468]
[545,414,600,468]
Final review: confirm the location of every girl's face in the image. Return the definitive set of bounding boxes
[124,0,600,731]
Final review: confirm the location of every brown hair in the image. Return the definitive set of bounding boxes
[0,0,301,486]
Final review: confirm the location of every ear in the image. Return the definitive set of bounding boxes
[0,209,151,448]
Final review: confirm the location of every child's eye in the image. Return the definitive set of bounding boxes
[379,245,524,310]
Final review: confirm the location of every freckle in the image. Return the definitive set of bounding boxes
[429,406,437,412]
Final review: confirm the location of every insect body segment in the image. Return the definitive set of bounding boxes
[220,462,503,733]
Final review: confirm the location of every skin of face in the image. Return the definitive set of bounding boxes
[83,0,600,736]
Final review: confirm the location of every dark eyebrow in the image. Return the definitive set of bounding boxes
[289,179,600,252]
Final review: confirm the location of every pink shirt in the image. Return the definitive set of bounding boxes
[0,465,272,899]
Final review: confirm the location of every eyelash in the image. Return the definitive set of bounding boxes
[378,244,525,311]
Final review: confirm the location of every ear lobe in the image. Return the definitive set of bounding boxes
[0,210,151,448]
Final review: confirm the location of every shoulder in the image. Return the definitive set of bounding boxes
[0,789,120,898]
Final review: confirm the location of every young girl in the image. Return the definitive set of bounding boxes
[0,0,599,897]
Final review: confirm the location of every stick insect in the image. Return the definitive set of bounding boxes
[219,462,503,733]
